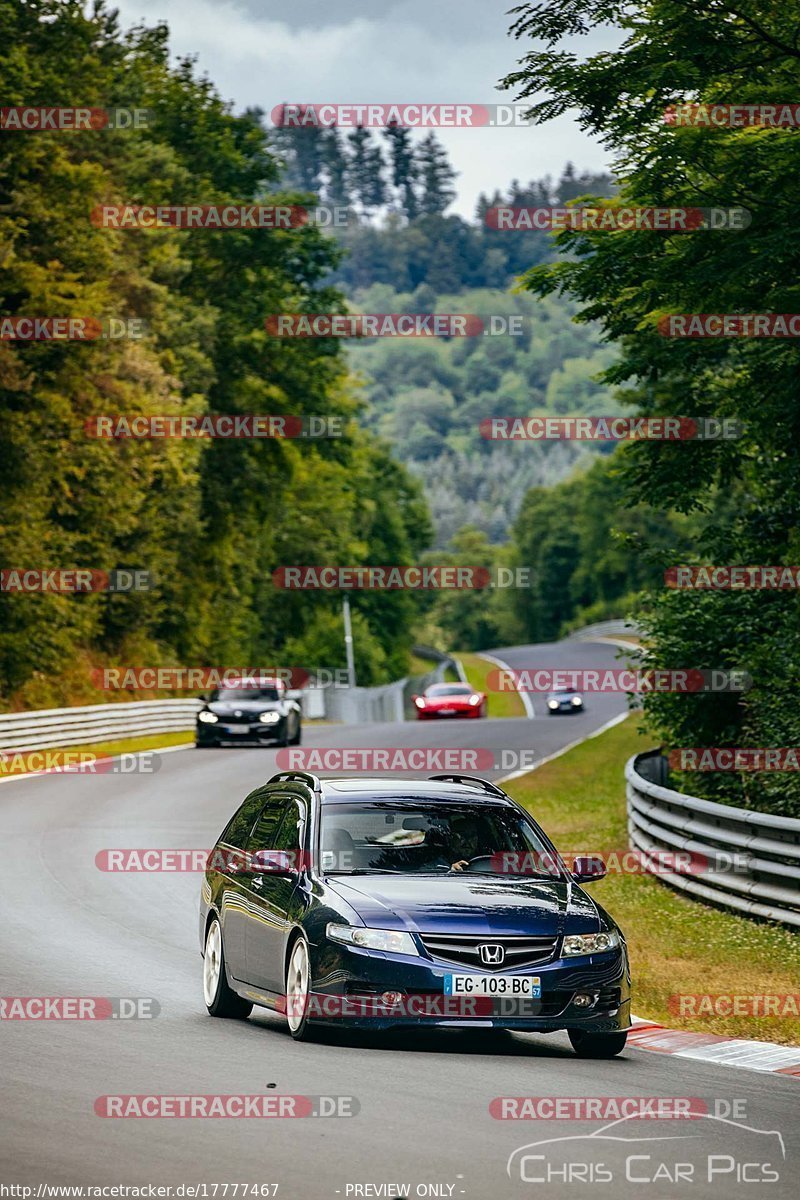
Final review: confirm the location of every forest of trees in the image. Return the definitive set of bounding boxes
[268,127,621,543]
[273,118,615,291]
[0,0,432,707]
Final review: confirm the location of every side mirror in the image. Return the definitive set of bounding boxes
[572,855,607,883]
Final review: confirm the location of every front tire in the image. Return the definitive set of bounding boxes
[285,935,314,1040]
[568,1029,627,1058]
[203,918,252,1019]
[290,720,302,746]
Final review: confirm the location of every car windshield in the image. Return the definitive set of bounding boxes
[426,685,472,697]
[320,801,562,878]
[212,687,281,701]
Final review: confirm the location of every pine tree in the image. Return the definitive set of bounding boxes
[346,126,386,214]
[417,133,457,215]
[383,121,419,219]
[321,127,350,206]
[364,137,388,211]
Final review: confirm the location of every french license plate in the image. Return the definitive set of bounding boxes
[444,975,541,997]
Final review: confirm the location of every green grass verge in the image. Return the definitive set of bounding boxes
[409,653,436,678]
[506,716,800,1046]
[0,730,194,777]
[456,651,526,719]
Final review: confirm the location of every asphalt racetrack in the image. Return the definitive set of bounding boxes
[1,640,795,1197]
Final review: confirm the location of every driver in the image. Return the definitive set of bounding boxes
[449,814,490,872]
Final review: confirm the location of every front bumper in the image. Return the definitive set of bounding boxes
[417,707,481,720]
[196,720,285,745]
[307,941,630,1032]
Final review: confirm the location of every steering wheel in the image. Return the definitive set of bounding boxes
[451,855,494,873]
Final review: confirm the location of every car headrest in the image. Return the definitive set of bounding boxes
[325,827,356,851]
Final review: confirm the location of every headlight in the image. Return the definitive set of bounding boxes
[414,697,426,707]
[562,930,620,956]
[259,711,280,724]
[326,923,419,956]
[198,711,218,724]
[571,696,582,706]
[469,694,482,705]
[548,700,559,710]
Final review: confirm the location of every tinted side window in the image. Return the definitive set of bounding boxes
[272,802,305,853]
[221,788,270,849]
[248,799,292,852]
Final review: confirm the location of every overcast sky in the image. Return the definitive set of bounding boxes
[113,0,617,216]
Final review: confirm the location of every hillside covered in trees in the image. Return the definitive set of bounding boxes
[273,123,620,542]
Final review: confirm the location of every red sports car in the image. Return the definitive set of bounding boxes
[413,682,487,719]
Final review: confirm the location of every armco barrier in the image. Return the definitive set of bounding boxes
[323,650,464,725]
[0,689,325,753]
[626,750,800,928]
[0,699,201,752]
[0,650,463,749]
[569,619,641,642]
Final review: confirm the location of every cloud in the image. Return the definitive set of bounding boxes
[114,0,613,214]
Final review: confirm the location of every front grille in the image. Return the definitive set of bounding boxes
[222,713,254,725]
[418,932,558,971]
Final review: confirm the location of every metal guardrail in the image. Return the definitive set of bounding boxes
[569,619,641,641]
[626,750,800,928]
[0,689,326,752]
[0,648,463,749]
[0,699,202,752]
[324,649,464,725]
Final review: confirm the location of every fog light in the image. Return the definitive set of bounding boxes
[381,991,403,1007]
[573,992,595,1008]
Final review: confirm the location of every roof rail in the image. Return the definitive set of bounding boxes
[428,773,507,797]
[268,770,322,793]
